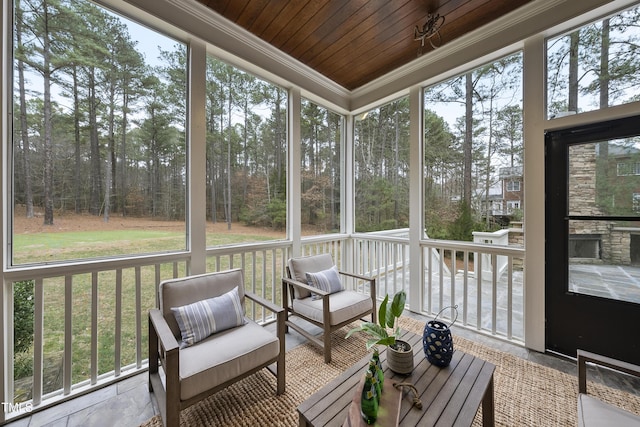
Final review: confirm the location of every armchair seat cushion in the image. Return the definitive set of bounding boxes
[292,290,373,326]
[179,319,279,401]
[578,394,640,427]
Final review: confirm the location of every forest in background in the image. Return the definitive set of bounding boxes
[11,0,640,249]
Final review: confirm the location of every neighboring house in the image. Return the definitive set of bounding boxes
[609,144,640,214]
[482,166,523,224]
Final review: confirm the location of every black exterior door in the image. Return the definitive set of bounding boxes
[545,116,640,364]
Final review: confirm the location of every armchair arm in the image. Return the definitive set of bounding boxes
[578,349,640,394]
[338,270,374,282]
[282,277,330,297]
[245,291,284,315]
[149,308,180,355]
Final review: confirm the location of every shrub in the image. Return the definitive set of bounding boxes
[14,280,34,354]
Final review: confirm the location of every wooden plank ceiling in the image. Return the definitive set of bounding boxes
[197,0,533,91]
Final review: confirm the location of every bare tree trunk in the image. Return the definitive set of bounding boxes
[597,19,610,208]
[72,68,82,214]
[568,31,579,112]
[42,6,54,225]
[463,72,473,207]
[88,72,102,216]
[599,19,610,109]
[226,85,232,230]
[15,2,34,218]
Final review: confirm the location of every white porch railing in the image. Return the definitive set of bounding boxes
[3,232,524,423]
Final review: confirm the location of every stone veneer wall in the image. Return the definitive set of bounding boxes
[567,145,636,265]
[509,221,524,270]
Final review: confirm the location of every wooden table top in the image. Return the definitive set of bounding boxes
[297,329,496,427]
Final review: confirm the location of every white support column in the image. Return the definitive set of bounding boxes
[188,40,208,275]
[409,86,424,313]
[523,34,546,352]
[1,0,9,420]
[343,114,355,271]
[289,88,302,257]
[344,114,354,236]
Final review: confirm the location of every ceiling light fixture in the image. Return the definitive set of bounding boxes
[414,13,445,55]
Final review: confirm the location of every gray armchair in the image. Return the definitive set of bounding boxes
[282,253,376,363]
[577,349,640,426]
[149,269,285,427]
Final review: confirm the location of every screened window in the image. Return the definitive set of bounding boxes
[547,4,640,118]
[204,56,287,246]
[507,201,521,211]
[354,98,410,233]
[11,0,187,265]
[506,181,521,192]
[633,193,640,212]
[617,162,640,176]
[423,52,523,240]
[300,99,343,235]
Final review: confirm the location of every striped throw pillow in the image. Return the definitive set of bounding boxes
[306,265,344,298]
[171,286,246,348]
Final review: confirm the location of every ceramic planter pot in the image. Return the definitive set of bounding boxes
[386,340,414,374]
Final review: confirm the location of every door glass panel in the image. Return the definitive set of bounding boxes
[567,138,640,304]
[569,220,640,304]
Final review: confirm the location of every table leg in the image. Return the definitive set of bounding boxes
[298,412,311,427]
[482,375,495,426]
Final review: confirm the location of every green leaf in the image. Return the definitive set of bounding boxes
[345,325,365,339]
[347,322,388,341]
[378,294,388,329]
[385,301,395,328]
[390,290,406,318]
[365,339,381,350]
[375,336,396,347]
[393,326,402,339]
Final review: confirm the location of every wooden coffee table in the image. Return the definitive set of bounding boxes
[297,329,495,426]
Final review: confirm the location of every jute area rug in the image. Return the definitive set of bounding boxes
[140,317,640,426]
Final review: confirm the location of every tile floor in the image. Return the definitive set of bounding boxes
[4,312,639,427]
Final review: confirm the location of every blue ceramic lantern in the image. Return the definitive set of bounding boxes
[423,306,458,367]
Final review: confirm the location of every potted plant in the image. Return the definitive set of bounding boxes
[346,290,414,374]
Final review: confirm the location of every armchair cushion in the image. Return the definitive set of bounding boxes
[306,265,343,298]
[171,286,246,348]
[578,394,640,426]
[179,319,279,401]
[292,290,373,326]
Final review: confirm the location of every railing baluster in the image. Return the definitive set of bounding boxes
[476,254,482,331]
[135,266,142,368]
[115,269,122,377]
[507,257,514,340]
[154,264,161,307]
[33,278,44,406]
[427,247,433,313]
[64,276,72,395]
[438,248,445,311]
[492,254,498,335]
[463,251,469,327]
[91,272,98,385]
